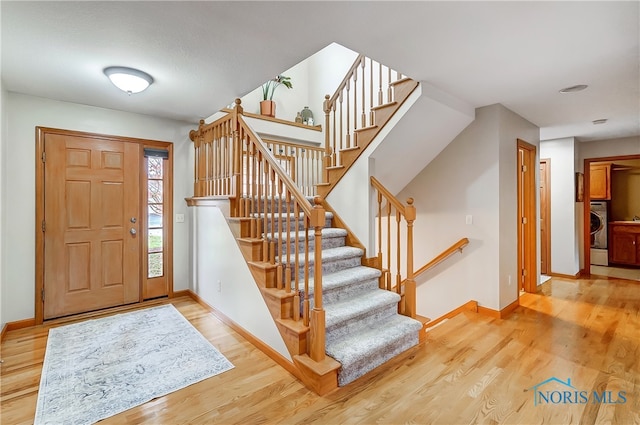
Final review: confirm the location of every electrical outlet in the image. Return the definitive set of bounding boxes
[217,280,222,292]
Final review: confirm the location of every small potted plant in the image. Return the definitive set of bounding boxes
[260,75,292,117]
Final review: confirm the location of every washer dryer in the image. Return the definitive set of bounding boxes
[590,201,608,266]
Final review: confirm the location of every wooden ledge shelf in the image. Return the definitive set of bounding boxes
[221,108,322,132]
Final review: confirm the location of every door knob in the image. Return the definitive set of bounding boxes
[130,217,137,223]
[130,228,137,235]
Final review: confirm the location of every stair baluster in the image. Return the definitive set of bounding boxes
[320,55,418,197]
[371,176,417,318]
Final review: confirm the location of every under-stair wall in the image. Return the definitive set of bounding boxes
[396,104,540,320]
[187,199,291,361]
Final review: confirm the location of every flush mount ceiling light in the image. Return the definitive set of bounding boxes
[104,66,154,95]
[592,118,608,125]
[559,84,588,94]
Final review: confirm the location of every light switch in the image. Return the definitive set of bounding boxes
[175,213,185,223]
[465,215,473,225]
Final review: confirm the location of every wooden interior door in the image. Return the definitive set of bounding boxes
[517,140,537,293]
[43,133,141,319]
[539,159,550,274]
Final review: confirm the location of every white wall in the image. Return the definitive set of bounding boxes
[1,93,194,324]
[540,138,581,275]
[578,136,640,164]
[0,80,6,330]
[399,105,499,318]
[497,106,540,307]
[397,104,539,319]
[307,43,360,122]
[189,204,290,360]
[239,43,358,125]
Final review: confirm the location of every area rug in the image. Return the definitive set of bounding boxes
[34,304,234,425]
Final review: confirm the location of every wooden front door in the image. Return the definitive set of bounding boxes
[43,132,141,319]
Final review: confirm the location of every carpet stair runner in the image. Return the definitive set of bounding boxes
[246,196,422,387]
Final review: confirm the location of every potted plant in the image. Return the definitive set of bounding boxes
[260,75,292,117]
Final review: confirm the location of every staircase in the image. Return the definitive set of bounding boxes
[237,196,422,387]
[188,54,430,394]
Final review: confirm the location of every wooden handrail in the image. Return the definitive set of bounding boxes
[327,54,365,106]
[414,238,469,278]
[189,113,234,142]
[370,176,406,215]
[370,176,416,318]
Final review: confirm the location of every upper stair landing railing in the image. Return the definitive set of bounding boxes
[321,55,414,193]
[261,138,324,198]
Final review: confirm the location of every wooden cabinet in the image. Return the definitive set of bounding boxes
[590,163,611,200]
[609,223,640,266]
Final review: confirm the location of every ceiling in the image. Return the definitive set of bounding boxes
[2,1,639,143]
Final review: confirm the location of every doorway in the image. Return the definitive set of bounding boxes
[517,139,537,293]
[584,153,640,277]
[35,127,173,323]
[539,159,551,275]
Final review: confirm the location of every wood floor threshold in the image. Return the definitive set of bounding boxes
[0,296,185,342]
[546,271,582,279]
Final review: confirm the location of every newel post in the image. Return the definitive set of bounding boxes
[323,95,333,183]
[309,197,326,362]
[231,99,243,216]
[405,198,416,318]
[190,120,205,197]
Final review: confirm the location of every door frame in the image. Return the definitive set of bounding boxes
[539,158,551,275]
[35,127,174,324]
[583,153,640,273]
[517,139,537,293]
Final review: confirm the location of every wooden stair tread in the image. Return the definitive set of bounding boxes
[228,217,252,223]
[276,317,310,334]
[247,260,277,268]
[260,287,297,300]
[390,76,413,86]
[326,165,345,170]
[237,237,262,243]
[354,124,378,133]
[339,146,360,153]
[294,353,341,375]
[293,353,341,395]
[371,101,398,111]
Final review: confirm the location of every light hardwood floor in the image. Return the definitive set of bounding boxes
[2,275,639,424]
